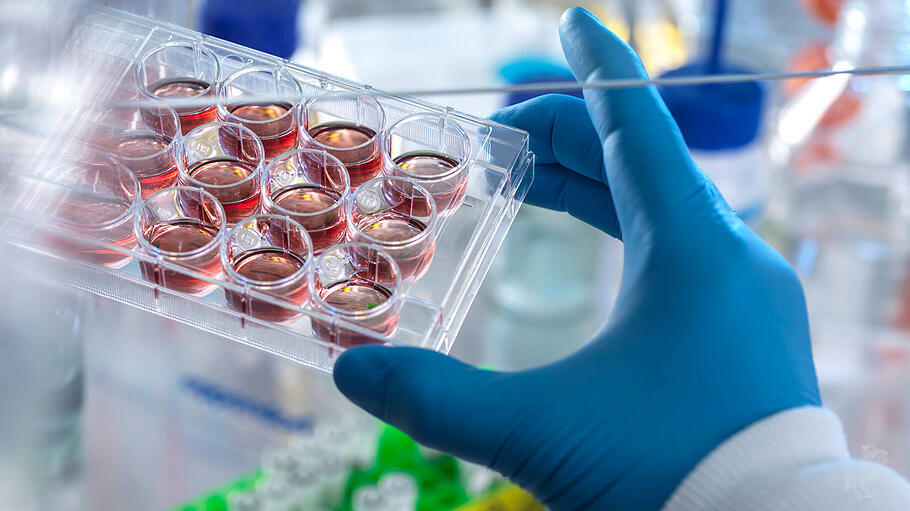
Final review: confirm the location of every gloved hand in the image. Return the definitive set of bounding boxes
[334,7,821,510]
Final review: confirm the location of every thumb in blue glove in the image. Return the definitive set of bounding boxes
[334,7,820,510]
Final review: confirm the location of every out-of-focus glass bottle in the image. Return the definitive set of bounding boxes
[0,245,87,511]
[801,0,846,27]
[688,0,829,70]
[660,62,767,224]
[457,206,619,371]
[767,0,910,370]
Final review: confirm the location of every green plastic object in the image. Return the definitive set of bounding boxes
[376,425,422,471]
[204,494,227,511]
[170,423,483,511]
[337,424,470,511]
[166,469,263,511]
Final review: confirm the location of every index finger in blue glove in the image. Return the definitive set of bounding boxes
[490,94,605,183]
[530,163,621,238]
[559,7,714,240]
[490,94,621,237]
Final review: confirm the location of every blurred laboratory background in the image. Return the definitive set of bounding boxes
[3,0,910,509]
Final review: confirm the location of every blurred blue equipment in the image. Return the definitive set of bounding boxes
[659,0,767,221]
[199,0,300,59]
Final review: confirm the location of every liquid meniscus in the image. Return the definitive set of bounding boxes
[59,196,132,226]
[272,184,342,214]
[229,102,292,122]
[308,122,376,149]
[145,220,219,254]
[393,152,461,177]
[304,122,381,186]
[321,280,392,312]
[48,193,136,268]
[185,158,261,223]
[223,248,309,323]
[147,77,217,134]
[188,158,257,187]
[149,77,211,99]
[231,248,305,283]
[113,133,172,159]
[226,102,298,157]
[357,212,426,243]
[109,132,178,196]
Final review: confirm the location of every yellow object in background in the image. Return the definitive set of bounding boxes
[455,484,545,511]
[557,1,689,75]
[635,17,688,74]
[583,3,629,42]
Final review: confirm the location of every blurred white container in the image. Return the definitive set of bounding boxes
[768,0,910,373]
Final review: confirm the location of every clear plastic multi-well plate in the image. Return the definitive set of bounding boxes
[0,8,533,372]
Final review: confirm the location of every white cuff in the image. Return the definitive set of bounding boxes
[662,406,910,511]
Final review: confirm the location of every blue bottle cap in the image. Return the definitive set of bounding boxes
[499,58,583,106]
[199,0,299,59]
[658,62,765,151]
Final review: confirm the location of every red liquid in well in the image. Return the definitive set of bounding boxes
[140,220,222,296]
[393,152,466,213]
[51,196,136,267]
[356,211,435,279]
[224,248,308,323]
[150,77,209,99]
[311,280,396,348]
[322,281,392,312]
[112,133,177,198]
[148,77,217,135]
[395,151,460,176]
[187,158,261,224]
[229,103,291,122]
[269,184,345,252]
[178,107,219,135]
[307,122,380,187]
[229,103,298,159]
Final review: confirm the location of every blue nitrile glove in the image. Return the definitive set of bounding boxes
[334,7,820,510]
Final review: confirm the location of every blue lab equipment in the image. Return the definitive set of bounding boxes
[498,58,583,106]
[199,0,300,59]
[658,0,767,221]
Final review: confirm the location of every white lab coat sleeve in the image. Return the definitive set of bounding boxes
[661,406,910,511]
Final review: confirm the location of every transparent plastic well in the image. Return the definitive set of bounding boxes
[0,7,533,372]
